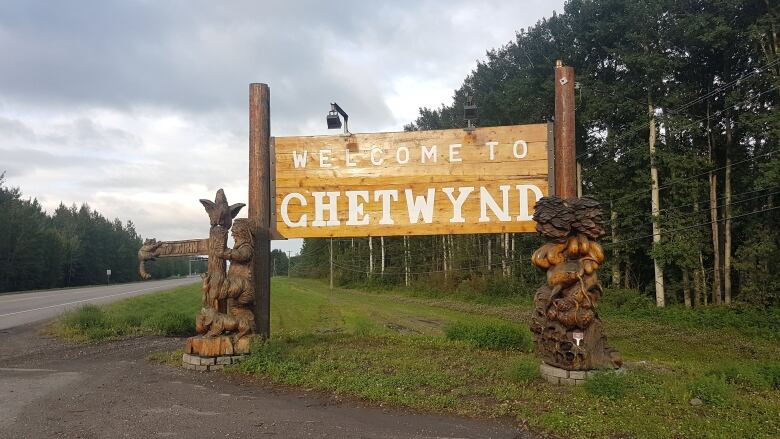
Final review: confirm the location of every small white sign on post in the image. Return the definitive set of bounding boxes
[106,269,112,276]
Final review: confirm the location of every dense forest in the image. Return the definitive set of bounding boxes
[294,0,780,307]
[0,173,198,293]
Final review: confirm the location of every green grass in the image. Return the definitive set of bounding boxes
[53,277,780,438]
[51,283,200,342]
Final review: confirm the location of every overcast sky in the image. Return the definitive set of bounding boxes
[0,0,565,254]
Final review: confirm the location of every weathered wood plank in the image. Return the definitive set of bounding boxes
[272,123,549,238]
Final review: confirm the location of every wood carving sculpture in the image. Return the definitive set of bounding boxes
[530,196,622,370]
[137,189,255,343]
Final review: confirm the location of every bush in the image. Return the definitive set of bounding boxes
[64,305,110,331]
[143,311,195,336]
[444,321,531,351]
[584,371,630,400]
[600,289,654,312]
[507,358,540,383]
[706,362,769,390]
[757,363,780,390]
[688,376,732,406]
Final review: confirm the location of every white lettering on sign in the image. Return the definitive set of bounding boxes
[375,190,398,225]
[290,140,534,168]
[278,184,544,229]
[442,187,474,223]
[274,123,550,238]
[292,151,308,168]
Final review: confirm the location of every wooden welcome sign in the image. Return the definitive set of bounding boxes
[272,124,552,238]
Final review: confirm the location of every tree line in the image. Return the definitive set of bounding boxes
[0,173,195,293]
[295,0,779,307]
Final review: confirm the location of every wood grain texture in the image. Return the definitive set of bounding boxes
[249,83,271,338]
[273,124,549,238]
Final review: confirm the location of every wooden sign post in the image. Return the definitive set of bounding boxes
[246,62,579,340]
[554,60,576,198]
[249,83,271,339]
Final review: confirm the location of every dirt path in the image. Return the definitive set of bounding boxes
[0,322,536,438]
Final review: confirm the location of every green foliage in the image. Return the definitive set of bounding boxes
[600,288,655,311]
[54,284,200,342]
[758,363,780,391]
[584,371,630,400]
[143,311,194,336]
[444,321,531,351]
[688,375,732,407]
[63,305,111,331]
[291,0,780,308]
[706,361,780,391]
[506,358,540,384]
[54,277,780,438]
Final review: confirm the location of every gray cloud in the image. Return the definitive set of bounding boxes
[0,0,564,252]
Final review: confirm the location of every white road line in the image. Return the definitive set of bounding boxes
[0,280,186,304]
[0,285,170,318]
[0,368,58,372]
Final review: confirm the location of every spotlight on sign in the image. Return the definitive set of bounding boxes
[326,102,350,135]
[463,94,478,132]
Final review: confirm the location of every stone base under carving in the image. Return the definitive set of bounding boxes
[185,335,255,357]
[540,362,624,385]
[182,353,246,372]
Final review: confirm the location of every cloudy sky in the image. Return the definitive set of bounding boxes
[0,0,565,254]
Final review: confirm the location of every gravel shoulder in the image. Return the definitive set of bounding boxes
[0,321,533,439]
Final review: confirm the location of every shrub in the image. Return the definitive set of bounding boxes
[688,376,732,406]
[507,358,540,383]
[143,311,195,336]
[114,312,144,329]
[584,371,630,400]
[444,321,531,351]
[600,289,654,312]
[757,363,780,390]
[706,362,768,390]
[64,305,110,331]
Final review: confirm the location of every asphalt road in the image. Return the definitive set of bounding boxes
[0,278,199,330]
[0,323,532,438]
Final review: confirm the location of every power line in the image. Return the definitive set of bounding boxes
[610,188,780,232]
[603,185,778,226]
[606,149,775,206]
[667,58,780,115]
[576,59,780,161]
[603,205,780,247]
[580,83,779,168]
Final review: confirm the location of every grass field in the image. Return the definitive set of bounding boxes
[55,277,780,439]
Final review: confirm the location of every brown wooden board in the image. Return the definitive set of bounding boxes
[272,124,549,238]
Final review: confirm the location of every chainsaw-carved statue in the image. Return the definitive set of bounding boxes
[137,189,256,346]
[530,196,621,370]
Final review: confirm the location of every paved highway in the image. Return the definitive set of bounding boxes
[0,278,199,330]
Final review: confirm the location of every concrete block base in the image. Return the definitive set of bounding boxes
[539,362,608,385]
[182,352,246,372]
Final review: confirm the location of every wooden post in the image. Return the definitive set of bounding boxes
[249,83,271,339]
[554,60,577,198]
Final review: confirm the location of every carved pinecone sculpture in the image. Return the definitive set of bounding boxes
[569,196,605,239]
[532,196,574,242]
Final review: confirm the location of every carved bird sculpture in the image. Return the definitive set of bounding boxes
[199,189,245,229]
